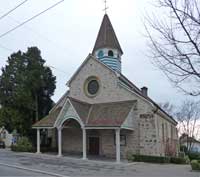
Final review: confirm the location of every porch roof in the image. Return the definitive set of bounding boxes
[86,100,135,126]
[32,97,136,128]
[32,107,62,128]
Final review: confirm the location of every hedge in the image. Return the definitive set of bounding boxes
[129,154,189,164]
[131,154,170,163]
[188,152,200,161]
[191,160,200,171]
[170,157,189,164]
[11,137,33,152]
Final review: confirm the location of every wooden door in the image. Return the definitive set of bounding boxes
[89,137,99,155]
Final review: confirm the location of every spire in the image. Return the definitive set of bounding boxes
[92,14,123,55]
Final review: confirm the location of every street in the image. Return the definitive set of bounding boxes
[0,149,199,177]
[0,165,52,176]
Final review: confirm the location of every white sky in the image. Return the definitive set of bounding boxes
[0,0,194,106]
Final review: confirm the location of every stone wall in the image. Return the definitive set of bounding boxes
[62,128,83,154]
[69,57,142,104]
[138,113,158,156]
[64,56,178,158]
[155,113,179,156]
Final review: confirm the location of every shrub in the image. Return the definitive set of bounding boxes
[184,155,190,164]
[180,145,187,154]
[11,137,33,152]
[178,151,185,158]
[170,157,188,164]
[188,152,200,161]
[131,154,170,163]
[191,160,200,171]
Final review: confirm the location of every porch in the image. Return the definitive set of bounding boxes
[32,97,136,163]
[35,119,126,163]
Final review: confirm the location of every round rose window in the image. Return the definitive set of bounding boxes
[87,80,99,95]
[84,77,100,97]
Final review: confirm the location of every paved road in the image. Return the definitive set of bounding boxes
[0,165,51,176]
[0,149,199,177]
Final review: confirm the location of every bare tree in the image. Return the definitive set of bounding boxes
[159,101,175,116]
[176,100,200,152]
[145,0,200,96]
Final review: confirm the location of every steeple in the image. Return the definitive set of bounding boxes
[92,14,123,73]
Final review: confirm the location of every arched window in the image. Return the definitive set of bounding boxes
[97,50,104,58]
[108,50,114,57]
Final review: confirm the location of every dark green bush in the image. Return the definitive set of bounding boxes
[178,151,185,158]
[170,157,188,164]
[131,154,170,163]
[11,137,33,152]
[180,145,187,153]
[191,160,200,171]
[188,152,200,161]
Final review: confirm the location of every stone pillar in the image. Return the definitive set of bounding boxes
[82,128,87,160]
[115,129,120,163]
[57,127,62,157]
[36,129,40,154]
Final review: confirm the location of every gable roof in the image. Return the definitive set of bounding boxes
[49,91,69,113]
[67,54,118,86]
[32,97,135,128]
[92,14,123,54]
[118,73,178,125]
[69,97,91,124]
[86,100,136,127]
[33,107,62,128]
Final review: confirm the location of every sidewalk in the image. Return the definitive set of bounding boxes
[0,149,199,177]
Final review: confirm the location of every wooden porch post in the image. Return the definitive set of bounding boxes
[57,127,62,157]
[82,128,87,160]
[36,129,40,154]
[115,129,120,163]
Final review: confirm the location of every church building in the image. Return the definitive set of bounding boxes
[33,14,178,163]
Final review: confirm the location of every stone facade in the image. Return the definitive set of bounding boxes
[35,14,178,160]
[61,56,178,158]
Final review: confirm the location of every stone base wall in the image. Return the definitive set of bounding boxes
[62,128,82,154]
[60,128,138,159]
[139,113,159,156]
[48,128,57,148]
[101,129,138,158]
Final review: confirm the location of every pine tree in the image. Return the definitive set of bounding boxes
[0,47,56,137]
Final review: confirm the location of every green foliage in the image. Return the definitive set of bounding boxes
[0,47,56,136]
[131,154,170,163]
[126,151,134,162]
[170,157,188,164]
[180,145,188,154]
[191,160,200,171]
[188,152,200,161]
[11,137,33,152]
[178,151,185,158]
[129,154,189,164]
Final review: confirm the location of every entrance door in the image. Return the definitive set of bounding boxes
[89,137,99,155]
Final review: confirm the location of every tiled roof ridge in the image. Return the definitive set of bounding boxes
[68,96,136,106]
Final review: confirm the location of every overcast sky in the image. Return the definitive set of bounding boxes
[0,0,194,106]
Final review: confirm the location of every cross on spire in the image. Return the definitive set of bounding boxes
[103,0,108,14]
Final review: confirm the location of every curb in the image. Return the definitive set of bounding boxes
[0,162,68,177]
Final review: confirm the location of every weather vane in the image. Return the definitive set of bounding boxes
[103,0,109,14]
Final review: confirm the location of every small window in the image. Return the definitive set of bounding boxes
[162,123,165,142]
[97,50,104,58]
[108,50,114,57]
[114,135,126,146]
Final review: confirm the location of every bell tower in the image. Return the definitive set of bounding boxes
[92,14,123,73]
